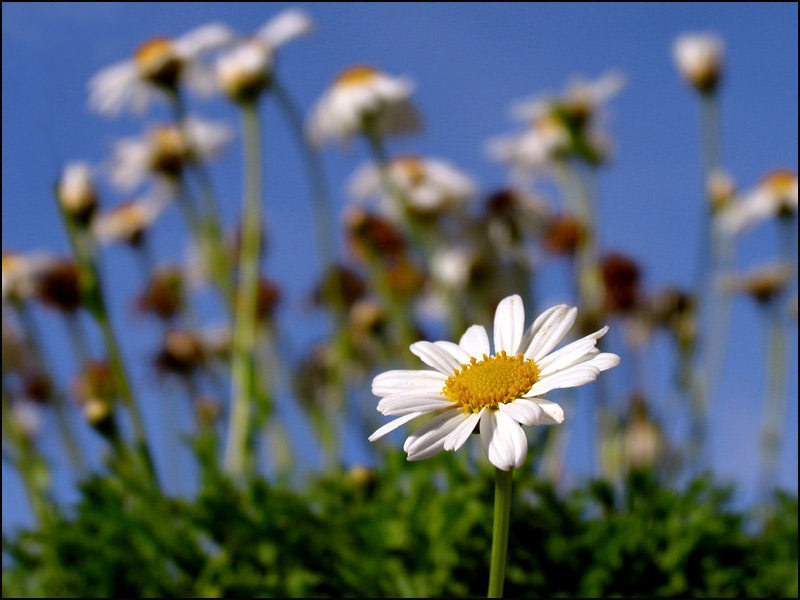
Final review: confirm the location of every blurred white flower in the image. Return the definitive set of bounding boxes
[2,251,58,303]
[720,262,793,304]
[488,71,624,177]
[673,33,724,93]
[430,246,473,290]
[108,117,233,191]
[91,197,167,245]
[88,23,235,116]
[349,155,475,218]
[217,8,313,101]
[369,295,620,470]
[56,162,98,220]
[716,170,798,235]
[307,65,421,146]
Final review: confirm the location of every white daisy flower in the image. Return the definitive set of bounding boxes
[369,295,620,470]
[349,155,475,218]
[217,8,313,101]
[486,112,572,178]
[88,22,236,116]
[91,197,167,245]
[2,251,58,303]
[108,117,233,191]
[673,32,724,93]
[307,65,422,146]
[716,170,798,236]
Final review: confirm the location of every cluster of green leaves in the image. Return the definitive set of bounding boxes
[3,452,797,598]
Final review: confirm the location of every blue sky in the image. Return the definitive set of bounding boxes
[2,2,798,529]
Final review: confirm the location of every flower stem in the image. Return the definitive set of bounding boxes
[488,466,513,599]
[224,99,264,482]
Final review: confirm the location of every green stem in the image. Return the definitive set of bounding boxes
[55,197,158,485]
[13,302,87,473]
[488,467,514,598]
[224,100,264,482]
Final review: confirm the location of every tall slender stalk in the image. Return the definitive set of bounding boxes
[55,198,158,485]
[487,467,514,598]
[13,301,86,472]
[224,100,265,481]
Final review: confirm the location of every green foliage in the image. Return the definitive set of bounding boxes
[3,456,797,598]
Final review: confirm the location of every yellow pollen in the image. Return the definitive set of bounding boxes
[762,170,798,197]
[442,351,539,414]
[334,65,379,88]
[134,37,181,84]
[395,155,426,185]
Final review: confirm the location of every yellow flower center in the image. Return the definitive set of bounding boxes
[334,65,380,88]
[762,169,798,198]
[443,351,539,414]
[395,155,426,186]
[149,126,188,174]
[134,37,182,86]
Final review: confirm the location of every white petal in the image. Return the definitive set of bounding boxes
[493,294,525,355]
[537,326,608,376]
[520,398,565,424]
[443,409,483,451]
[459,325,490,358]
[526,306,578,362]
[526,364,600,397]
[175,23,235,57]
[497,399,543,426]
[583,352,621,372]
[434,341,472,366]
[377,393,454,416]
[410,341,461,375]
[520,305,567,357]
[371,370,446,397]
[480,410,528,470]
[368,412,422,442]
[404,409,463,460]
[258,8,314,48]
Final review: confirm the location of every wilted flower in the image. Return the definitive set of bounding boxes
[136,264,185,320]
[673,33,724,94]
[716,170,798,236]
[543,214,585,256]
[345,208,407,260]
[216,8,313,101]
[56,162,98,223]
[109,118,233,191]
[349,155,475,219]
[155,328,207,377]
[34,258,83,313]
[369,295,620,470]
[2,251,58,304]
[307,65,421,146]
[88,23,235,116]
[73,360,116,427]
[601,252,642,314]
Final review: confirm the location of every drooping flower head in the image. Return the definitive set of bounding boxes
[307,64,422,146]
[216,8,313,102]
[91,197,167,246]
[369,295,620,470]
[88,23,236,116]
[56,162,99,223]
[716,169,798,236]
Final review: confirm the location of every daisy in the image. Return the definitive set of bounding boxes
[88,22,236,116]
[2,251,58,304]
[716,170,798,236]
[307,64,422,146]
[349,155,475,218]
[91,197,167,246]
[672,32,724,94]
[108,117,233,191]
[216,8,313,101]
[369,294,620,470]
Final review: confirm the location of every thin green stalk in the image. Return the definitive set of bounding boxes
[488,467,514,598]
[224,100,264,481]
[55,199,158,485]
[757,300,787,502]
[13,301,86,473]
